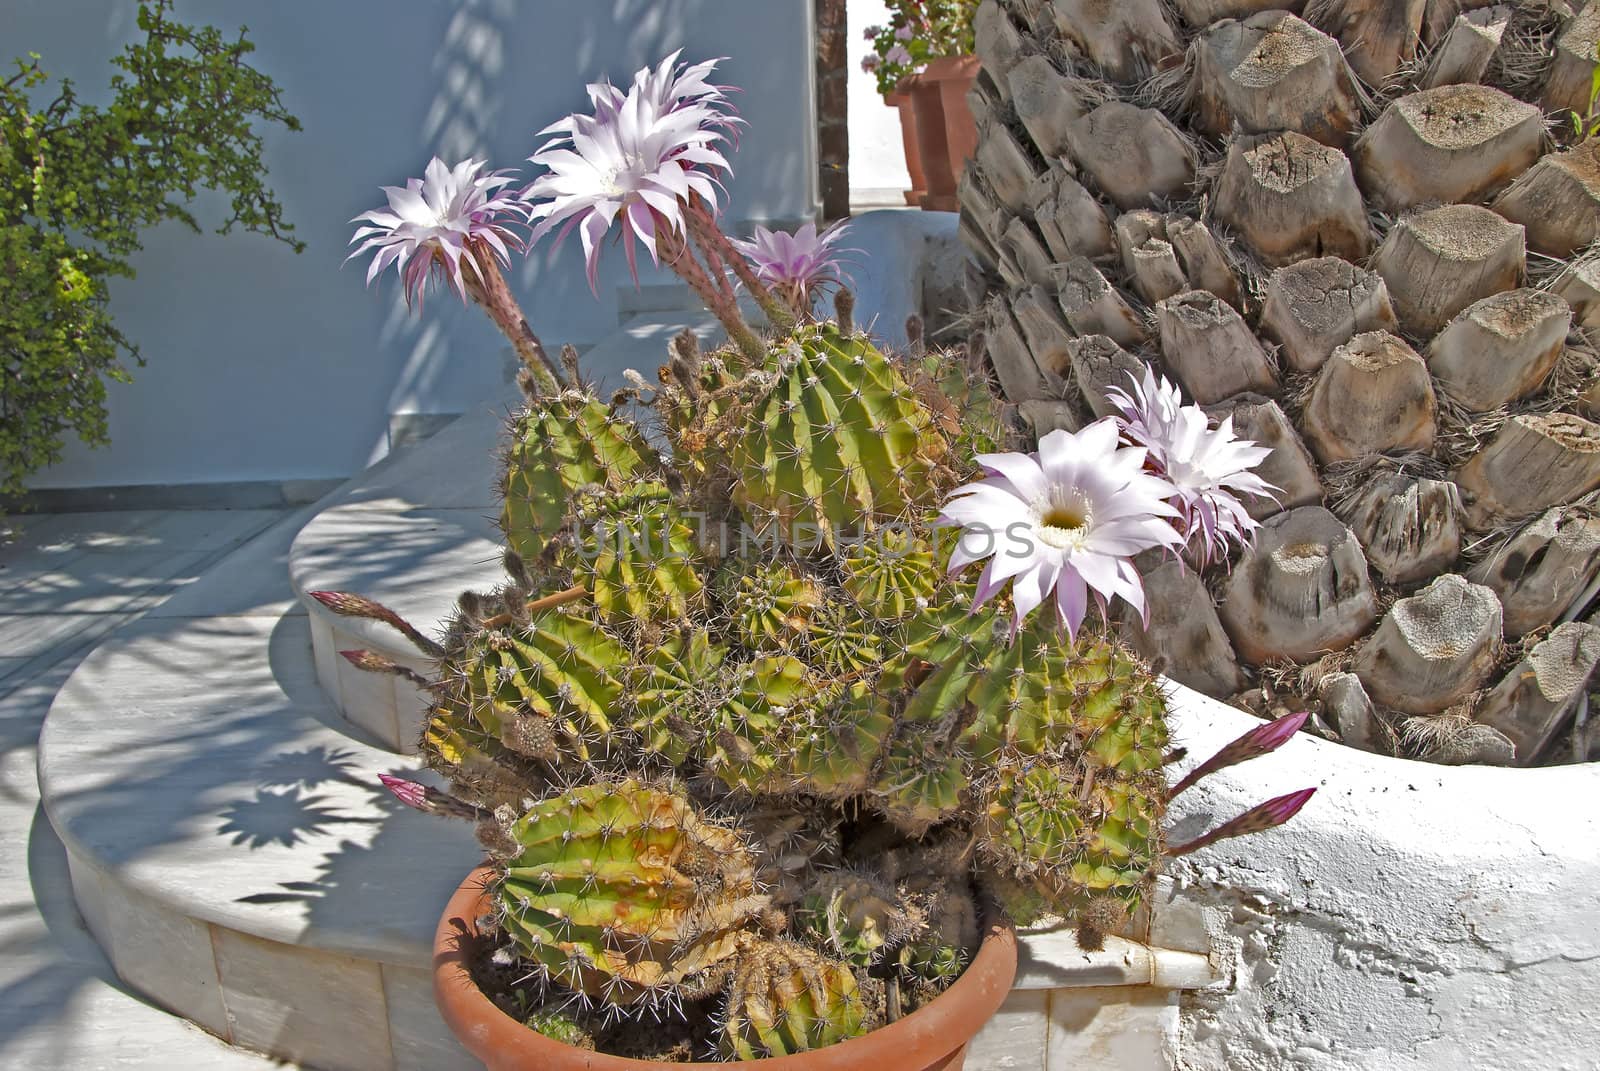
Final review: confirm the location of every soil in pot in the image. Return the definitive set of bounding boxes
[435,866,1019,1069]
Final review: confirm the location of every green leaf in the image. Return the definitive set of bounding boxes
[0,0,300,497]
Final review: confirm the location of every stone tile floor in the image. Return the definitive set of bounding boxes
[1,508,295,1069]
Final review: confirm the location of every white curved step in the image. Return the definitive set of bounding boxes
[284,393,511,753]
[292,504,504,753]
[39,608,482,1071]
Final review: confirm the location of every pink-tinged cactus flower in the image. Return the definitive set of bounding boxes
[939,420,1183,637]
[1167,788,1318,857]
[731,220,855,315]
[377,774,483,820]
[885,43,914,66]
[347,157,527,311]
[585,50,732,119]
[1171,711,1310,796]
[1108,369,1276,568]
[377,773,430,811]
[526,54,737,290]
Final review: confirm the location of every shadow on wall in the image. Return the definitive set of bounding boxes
[382,0,521,430]
[18,0,815,492]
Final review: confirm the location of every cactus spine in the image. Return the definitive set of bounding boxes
[496,780,767,1007]
[718,941,868,1060]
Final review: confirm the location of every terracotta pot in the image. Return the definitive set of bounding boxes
[884,90,929,207]
[886,56,980,212]
[434,865,1019,1071]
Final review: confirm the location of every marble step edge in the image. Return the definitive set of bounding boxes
[37,610,487,1071]
[37,608,1226,1071]
[63,846,477,1071]
[289,504,506,756]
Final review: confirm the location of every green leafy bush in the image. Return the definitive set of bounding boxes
[0,1,301,497]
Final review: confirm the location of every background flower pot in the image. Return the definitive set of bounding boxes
[887,55,979,212]
[884,90,928,207]
[433,865,1019,1071]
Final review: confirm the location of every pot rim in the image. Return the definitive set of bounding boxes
[433,864,1019,1071]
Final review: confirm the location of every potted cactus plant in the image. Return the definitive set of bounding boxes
[328,53,1313,1066]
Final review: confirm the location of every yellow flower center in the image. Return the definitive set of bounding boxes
[1035,499,1091,551]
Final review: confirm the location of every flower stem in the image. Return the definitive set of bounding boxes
[657,220,766,370]
[692,223,740,310]
[683,197,797,336]
[463,245,564,397]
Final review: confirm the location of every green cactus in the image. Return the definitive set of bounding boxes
[837,527,939,620]
[716,559,822,653]
[880,606,1170,775]
[660,348,742,506]
[917,347,1006,457]
[964,614,1171,771]
[500,393,654,563]
[784,679,895,800]
[571,481,704,628]
[389,312,1191,1042]
[897,875,979,987]
[806,599,882,676]
[727,324,952,548]
[978,758,1165,940]
[870,716,971,837]
[423,604,628,777]
[719,940,868,1060]
[622,629,726,766]
[496,780,768,1006]
[795,870,912,967]
[520,1005,593,1049]
[703,655,810,794]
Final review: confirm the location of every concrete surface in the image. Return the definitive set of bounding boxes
[0,509,294,1069]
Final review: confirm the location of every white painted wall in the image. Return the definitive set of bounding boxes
[1161,683,1600,1071]
[847,0,913,203]
[8,0,817,491]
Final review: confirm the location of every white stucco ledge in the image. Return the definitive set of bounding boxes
[1157,680,1600,1071]
[1015,928,1224,992]
[291,502,505,752]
